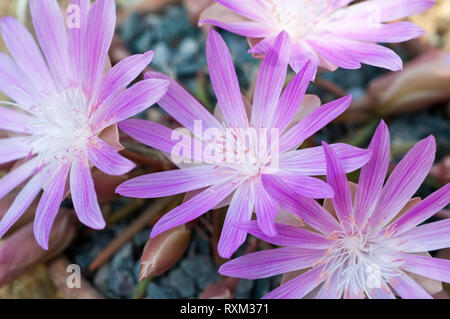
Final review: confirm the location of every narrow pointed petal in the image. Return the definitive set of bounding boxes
[251,31,291,128]
[262,174,340,235]
[390,272,433,299]
[219,248,324,279]
[0,106,35,134]
[371,136,436,228]
[394,219,450,253]
[93,79,169,130]
[144,72,222,135]
[213,0,269,22]
[0,53,37,108]
[252,179,278,236]
[235,221,332,249]
[262,266,325,299]
[323,142,353,223]
[0,137,34,165]
[276,174,334,199]
[399,253,450,283]
[94,51,154,109]
[354,121,390,225]
[392,183,450,234]
[81,0,115,97]
[280,143,371,176]
[33,163,70,250]
[206,30,248,128]
[369,0,435,22]
[280,95,353,152]
[117,166,225,198]
[70,155,106,230]
[119,119,203,162]
[273,61,315,132]
[87,136,135,176]
[30,0,70,87]
[0,17,55,93]
[0,170,45,238]
[151,180,238,238]
[68,0,91,85]
[0,157,39,200]
[218,181,253,258]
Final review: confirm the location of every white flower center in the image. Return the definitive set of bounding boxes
[263,0,336,39]
[209,126,280,179]
[28,88,94,165]
[315,221,403,298]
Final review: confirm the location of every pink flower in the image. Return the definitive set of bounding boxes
[117,30,371,258]
[219,121,450,299]
[200,0,434,72]
[0,0,169,249]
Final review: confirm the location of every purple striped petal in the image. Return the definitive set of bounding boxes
[0,53,37,108]
[87,136,135,176]
[354,121,390,225]
[369,0,435,22]
[399,253,450,284]
[151,180,238,238]
[370,136,436,228]
[33,162,70,250]
[279,143,371,175]
[392,183,450,234]
[93,51,154,111]
[30,0,70,87]
[262,266,325,299]
[201,19,270,37]
[144,72,222,135]
[119,119,204,162]
[81,0,115,98]
[323,142,353,223]
[0,157,39,200]
[0,106,35,133]
[93,79,169,130]
[273,61,315,132]
[219,247,324,280]
[235,221,332,249]
[394,219,450,253]
[70,154,106,229]
[117,166,225,198]
[68,0,91,85]
[262,174,340,235]
[280,95,352,152]
[213,0,269,22]
[218,181,253,258]
[251,31,291,129]
[390,272,432,299]
[206,30,248,128]
[275,174,334,199]
[252,179,278,236]
[0,169,46,238]
[0,17,55,93]
[0,137,33,165]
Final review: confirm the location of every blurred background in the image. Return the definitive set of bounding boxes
[0,0,448,299]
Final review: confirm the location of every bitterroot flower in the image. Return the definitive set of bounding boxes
[116,30,370,258]
[219,121,450,298]
[0,0,169,249]
[200,0,434,72]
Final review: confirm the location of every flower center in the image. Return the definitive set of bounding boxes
[315,221,403,298]
[263,0,336,39]
[210,125,280,179]
[28,87,94,164]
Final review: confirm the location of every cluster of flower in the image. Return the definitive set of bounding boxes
[0,0,448,299]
